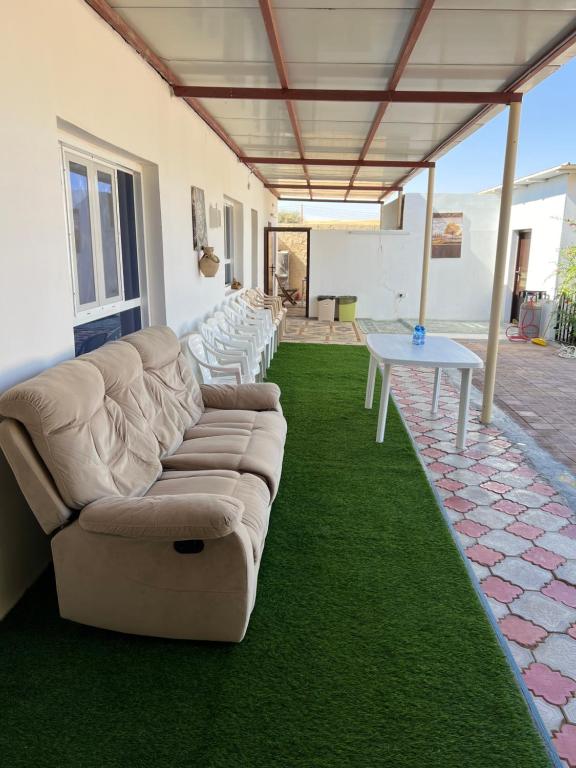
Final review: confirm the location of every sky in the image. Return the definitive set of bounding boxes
[278,55,576,220]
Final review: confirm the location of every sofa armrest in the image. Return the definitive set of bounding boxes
[200,382,281,411]
[79,494,243,541]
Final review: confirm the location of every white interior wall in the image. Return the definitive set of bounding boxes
[310,193,500,320]
[0,0,276,617]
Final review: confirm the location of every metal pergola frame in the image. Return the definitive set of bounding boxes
[84,0,576,423]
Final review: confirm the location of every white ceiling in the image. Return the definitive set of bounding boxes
[108,0,576,199]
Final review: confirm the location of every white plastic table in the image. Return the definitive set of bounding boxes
[365,334,484,449]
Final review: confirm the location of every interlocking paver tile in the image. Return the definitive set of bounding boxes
[454,519,488,538]
[562,526,576,541]
[534,697,564,733]
[444,495,476,513]
[421,447,446,460]
[523,546,566,570]
[527,482,557,497]
[510,592,576,632]
[481,576,522,603]
[493,499,527,516]
[508,640,533,670]
[556,563,576,586]
[478,530,531,556]
[468,506,514,530]
[499,615,547,648]
[445,469,486,486]
[520,509,568,532]
[535,635,576,680]
[539,533,576,561]
[469,463,497,477]
[523,663,576,705]
[470,561,490,581]
[565,698,576,724]
[486,596,508,620]
[481,480,512,494]
[543,502,574,519]
[544,581,576,609]
[483,456,519,472]
[440,454,476,470]
[490,471,534,489]
[493,557,552,590]
[458,486,501,506]
[436,478,465,492]
[504,488,555,508]
[427,461,455,475]
[505,521,544,540]
[554,723,576,765]
[465,544,504,567]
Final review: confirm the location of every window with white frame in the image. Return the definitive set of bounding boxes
[223,202,234,286]
[62,149,145,355]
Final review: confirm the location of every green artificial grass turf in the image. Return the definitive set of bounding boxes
[0,343,550,767]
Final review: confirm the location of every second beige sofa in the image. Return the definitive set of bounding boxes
[0,326,286,642]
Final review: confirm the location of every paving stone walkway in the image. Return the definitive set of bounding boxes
[463,340,576,474]
[282,318,363,345]
[389,364,576,766]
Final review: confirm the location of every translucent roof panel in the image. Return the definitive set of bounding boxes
[107,0,576,194]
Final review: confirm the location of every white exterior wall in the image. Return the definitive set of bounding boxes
[310,193,500,320]
[0,0,276,617]
[504,176,569,317]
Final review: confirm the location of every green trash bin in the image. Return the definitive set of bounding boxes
[338,295,357,322]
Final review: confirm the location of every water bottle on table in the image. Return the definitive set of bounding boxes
[412,324,426,345]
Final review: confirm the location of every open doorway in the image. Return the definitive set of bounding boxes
[510,230,531,322]
[264,227,311,317]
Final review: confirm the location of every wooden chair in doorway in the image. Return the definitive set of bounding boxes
[274,274,299,306]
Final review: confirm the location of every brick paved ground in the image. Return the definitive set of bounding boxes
[464,340,576,473]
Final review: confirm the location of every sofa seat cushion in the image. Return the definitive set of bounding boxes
[162,411,286,497]
[185,409,287,440]
[147,471,271,561]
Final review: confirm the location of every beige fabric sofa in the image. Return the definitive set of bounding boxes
[0,326,286,642]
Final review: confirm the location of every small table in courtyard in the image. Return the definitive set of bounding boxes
[365,334,484,449]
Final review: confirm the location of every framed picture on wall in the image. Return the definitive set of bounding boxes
[432,212,463,258]
[191,186,208,251]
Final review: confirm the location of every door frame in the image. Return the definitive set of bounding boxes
[510,229,531,322]
[264,227,311,317]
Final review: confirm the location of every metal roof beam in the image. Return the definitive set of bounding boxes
[266,184,402,191]
[173,86,522,105]
[258,0,311,195]
[83,0,275,195]
[242,157,434,168]
[279,198,383,204]
[345,0,435,198]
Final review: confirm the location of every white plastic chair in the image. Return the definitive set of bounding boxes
[200,320,261,383]
[246,288,286,340]
[213,311,268,376]
[225,300,273,365]
[182,333,242,385]
[237,293,279,354]
[221,305,272,369]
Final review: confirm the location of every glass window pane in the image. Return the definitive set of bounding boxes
[117,171,140,300]
[74,307,141,357]
[69,161,96,305]
[97,170,119,298]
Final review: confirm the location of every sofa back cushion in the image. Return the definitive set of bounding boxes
[123,326,204,456]
[0,356,162,510]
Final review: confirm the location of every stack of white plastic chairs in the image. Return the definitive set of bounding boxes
[181,288,284,386]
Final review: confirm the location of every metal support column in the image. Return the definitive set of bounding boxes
[418,165,435,325]
[481,100,522,423]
